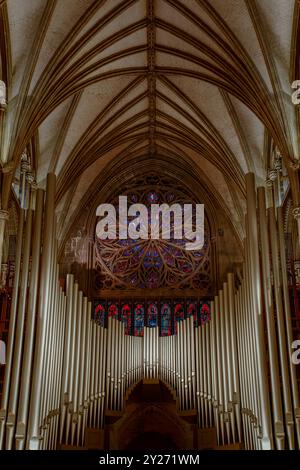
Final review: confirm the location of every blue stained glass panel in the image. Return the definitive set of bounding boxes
[146,301,158,327]
[134,302,145,336]
[121,302,132,335]
[160,301,172,336]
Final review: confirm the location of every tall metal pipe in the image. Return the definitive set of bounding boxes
[210,301,220,442]
[223,282,235,441]
[66,282,78,442]
[0,209,24,449]
[15,189,44,450]
[89,321,96,428]
[215,295,224,444]
[227,273,242,443]
[82,304,92,443]
[106,317,112,412]
[77,296,87,445]
[100,327,107,428]
[219,289,230,443]
[27,173,56,450]
[59,274,74,444]
[5,208,33,449]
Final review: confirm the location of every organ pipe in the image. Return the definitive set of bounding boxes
[27,173,56,450]
[0,209,24,449]
[6,208,33,449]
[16,189,44,450]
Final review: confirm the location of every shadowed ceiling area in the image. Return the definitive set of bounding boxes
[0,0,300,250]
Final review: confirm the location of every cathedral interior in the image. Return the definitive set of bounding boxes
[0,0,300,452]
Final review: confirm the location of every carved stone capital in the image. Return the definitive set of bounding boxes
[0,80,7,108]
[289,161,300,171]
[2,162,14,174]
[275,148,282,158]
[0,263,8,288]
[0,209,9,221]
[26,171,35,185]
[274,158,282,171]
[268,169,277,181]
[292,207,300,220]
[30,179,37,191]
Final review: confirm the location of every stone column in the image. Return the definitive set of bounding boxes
[292,207,300,248]
[0,262,8,289]
[245,173,273,450]
[0,209,9,275]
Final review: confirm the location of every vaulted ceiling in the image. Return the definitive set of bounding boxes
[0,0,299,248]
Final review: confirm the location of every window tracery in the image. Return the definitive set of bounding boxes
[94,175,212,294]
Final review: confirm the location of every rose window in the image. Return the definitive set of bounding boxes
[94,179,212,293]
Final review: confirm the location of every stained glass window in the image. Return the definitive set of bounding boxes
[94,174,212,293]
[108,302,119,318]
[146,301,158,327]
[134,302,145,336]
[94,300,106,326]
[186,300,198,326]
[174,300,185,334]
[120,302,132,335]
[160,301,172,336]
[174,301,185,322]
[199,301,211,325]
[93,298,211,334]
